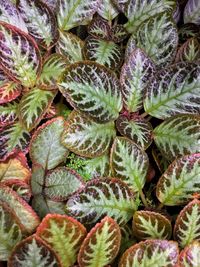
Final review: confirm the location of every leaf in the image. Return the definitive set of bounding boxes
[128,13,178,67]
[37,214,87,267]
[41,0,58,11]
[19,88,56,131]
[184,0,200,25]
[61,111,116,158]
[132,211,172,240]
[56,31,84,63]
[78,216,121,267]
[66,177,137,226]
[110,137,149,193]
[153,115,200,161]
[116,115,153,150]
[56,0,100,31]
[0,102,18,127]
[120,48,156,112]
[58,61,122,123]
[88,15,111,40]
[174,199,200,248]
[30,117,69,170]
[3,180,31,202]
[83,37,122,69]
[0,185,40,233]
[0,22,41,87]
[179,241,200,267]
[97,0,119,21]
[175,38,200,62]
[152,147,170,173]
[178,23,200,44]
[156,154,200,206]
[124,0,176,33]
[111,25,128,43]
[144,64,200,119]
[119,224,137,256]
[44,167,84,201]
[119,240,179,267]
[8,234,61,267]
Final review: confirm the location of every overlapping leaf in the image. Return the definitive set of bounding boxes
[31,164,45,196]
[184,0,200,25]
[58,61,122,123]
[152,147,170,173]
[119,224,137,256]
[156,154,200,206]
[175,38,200,62]
[41,0,58,11]
[0,102,18,127]
[3,180,32,202]
[78,217,121,267]
[97,0,119,21]
[179,241,200,267]
[61,111,116,158]
[88,15,111,40]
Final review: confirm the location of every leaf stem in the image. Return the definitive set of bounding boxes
[157,202,164,210]
[139,190,148,208]
[140,112,148,118]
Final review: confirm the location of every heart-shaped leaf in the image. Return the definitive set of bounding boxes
[119,240,179,267]
[37,214,87,267]
[30,117,69,170]
[156,154,200,206]
[0,22,41,87]
[175,38,200,62]
[174,199,200,248]
[184,0,200,25]
[66,178,137,226]
[59,61,122,123]
[110,137,149,193]
[0,102,18,127]
[78,216,121,267]
[144,63,200,119]
[179,241,200,267]
[132,211,172,240]
[97,0,119,21]
[153,115,200,161]
[61,111,116,158]
[120,48,156,112]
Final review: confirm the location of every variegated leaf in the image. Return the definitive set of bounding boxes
[56,32,84,63]
[41,0,58,11]
[144,63,200,119]
[111,25,128,43]
[174,200,200,248]
[83,37,122,70]
[184,0,200,25]
[17,0,59,48]
[37,214,87,267]
[119,224,137,256]
[152,147,170,173]
[124,0,176,33]
[61,111,116,158]
[97,0,119,21]
[179,241,200,267]
[57,0,100,31]
[153,115,200,161]
[0,22,41,87]
[19,88,56,131]
[120,48,156,112]
[78,217,121,267]
[116,115,153,150]
[8,235,61,267]
[30,117,69,170]
[58,61,122,123]
[31,164,45,196]
[110,137,149,193]
[66,178,137,226]
[156,154,200,206]
[88,15,111,40]
[119,240,179,267]
[132,211,172,240]
[178,23,200,44]
[0,102,18,127]
[175,38,200,62]
[3,180,32,202]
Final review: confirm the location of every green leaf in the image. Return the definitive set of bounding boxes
[4,180,31,203]
[156,154,200,206]
[152,147,170,173]
[37,214,87,267]
[30,117,69,170]
[119,240,179,267]
[97,0,119,20]
[78,216,121,267]
[31,164,45,196]
[184,0,200,25]
[119,224,137,256]
[58,61,122,123]
[174,200,200,248]
[61,111,116,158]
[179,241,200,267]
[0,102,18,127]
[133,211,172,240]
[88,15,111,40]
[110,137,149,193]
[66,178,137,226]
[144,63,200,119]
[153,115,200,161]
[175,38,200,62]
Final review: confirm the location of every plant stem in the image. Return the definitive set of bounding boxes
[139,190,148,208]
[140,112,148,118]
[157,202,164,210]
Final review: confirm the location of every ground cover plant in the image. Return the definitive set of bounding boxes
[0,0,200,266]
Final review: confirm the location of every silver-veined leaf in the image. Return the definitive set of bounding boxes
[178,23,200,44]
[0,22,41,87]
[97,0,119,21]
[174,199,200,248]
[4,180,32,202]
[110,137,149,193]
[0,102,18,127]
[119,240,179,267]
[156,154,200,206]
[88,15,111,40]
[58,61,122,123]
[120,48,156,112]
[37,214,87,267]
[112,0,129,13]
[175,38,200,62]
[111,25,128,43]
[31,164,45,196]
[179,241,200,267]
[56,0,100,31]
[30,117,69,170]
[152,147,170,173]
[41,0,58,11]
[78,216,121,267]
[132,211,172,240]
[153,115,200,161]
[184,0,200,25]
[61,111,116,158]
[66,178,137,226]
